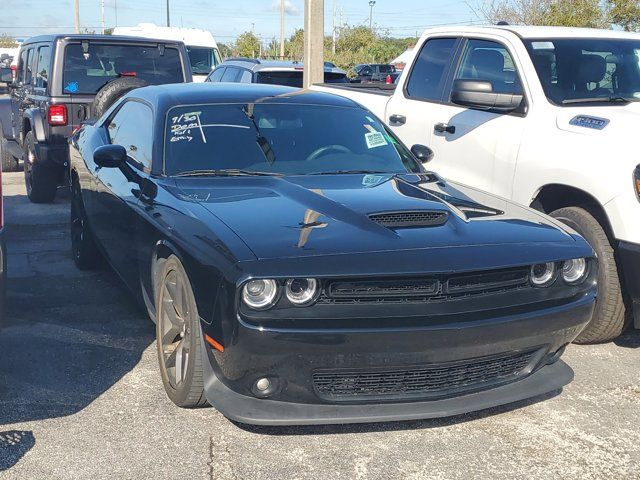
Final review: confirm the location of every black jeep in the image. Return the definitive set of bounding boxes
[0,34,192,203]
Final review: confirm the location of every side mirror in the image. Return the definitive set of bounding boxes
[0,67,13,84]
[451,79,523,112]
[411,144,434,163]
[94,144,127,168]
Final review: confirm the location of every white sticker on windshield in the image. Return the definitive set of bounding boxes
[364,131,388,149]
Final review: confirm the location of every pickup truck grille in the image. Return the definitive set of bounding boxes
[312,349,538,401]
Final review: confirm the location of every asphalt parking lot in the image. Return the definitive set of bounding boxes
[0,170,638,479]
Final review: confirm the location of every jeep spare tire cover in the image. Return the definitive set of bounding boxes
[91,77,149,118]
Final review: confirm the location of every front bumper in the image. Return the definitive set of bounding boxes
[618,241,640,328]
[201,292,594,425]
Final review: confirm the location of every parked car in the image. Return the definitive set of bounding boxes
[69,82,595,425]
[205,59,348,87]
[313,25,640,344]
[0,160,5,330]
[0,34,192,203]
[352,63,399,83]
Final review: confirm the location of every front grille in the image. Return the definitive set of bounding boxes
[319,267,530,304]
[368,210,448,228]
[313,349,538,401]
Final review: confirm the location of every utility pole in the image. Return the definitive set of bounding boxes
[115,0,118,27]
[279,0,285,59]
[331,0,336,54]
[369,1,376,31]
[100,0,105,34]
[74,0,80,33]
[303,0,324,88]
[166,0,170,27]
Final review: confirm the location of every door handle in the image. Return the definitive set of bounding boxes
[434,123,456,134]
[389,114,406,125]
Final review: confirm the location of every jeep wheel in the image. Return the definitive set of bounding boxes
[24,132,57,203]
[1,136,19,172]
[550,206,626,343]
[92,77,149,118]
[70,178,101,270]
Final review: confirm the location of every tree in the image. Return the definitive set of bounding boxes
[608,0,640,30]
[234,32,260,58]
[0,33,18,48]
[476,0,607,27]
[218,42,234,59]
[545,0,607,27]
[476,0,551,25]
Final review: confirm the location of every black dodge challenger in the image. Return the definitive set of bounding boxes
[69,83,596,425]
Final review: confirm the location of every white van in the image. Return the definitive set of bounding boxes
[113,23,221,82]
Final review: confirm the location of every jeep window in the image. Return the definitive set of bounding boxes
[525,38,640,105]
[35,45,51,90]
[186,46,221,75]
[62,43,183,94]
[406,38,458,101]
[18,48,28,84]
[24,48,34,85]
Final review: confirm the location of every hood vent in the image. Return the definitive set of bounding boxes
[368,210,448,228]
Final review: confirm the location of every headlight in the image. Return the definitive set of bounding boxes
[285,278,319,306]
[634,166,640,201]
[242,279,279,310]
[561,258,587,284]
[530,262,556,287]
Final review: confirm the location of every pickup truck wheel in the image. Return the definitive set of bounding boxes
[550,206,626,344]
[1,137,19,172]
[24,132,57,203]
[155,255,208,408]
[70,179,101,270]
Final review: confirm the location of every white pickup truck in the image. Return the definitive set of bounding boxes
[314,25,640,343]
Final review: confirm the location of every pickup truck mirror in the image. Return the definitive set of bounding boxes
[94,144,127,168]
[0,67,13,84]
[451,80,523,112]
[411,144,434,163]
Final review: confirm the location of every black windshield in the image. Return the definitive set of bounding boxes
[256,71,348,88]
[164,104,420,176]
[525,38,640,105]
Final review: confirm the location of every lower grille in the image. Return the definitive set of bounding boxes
[312,349,538,401]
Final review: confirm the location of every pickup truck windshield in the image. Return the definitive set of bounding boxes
[525,38,640,105]
[165,104,419,176]
[186,46,221,75]
[62,43,183,94]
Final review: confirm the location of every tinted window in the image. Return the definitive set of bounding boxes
[165,104,419,176]
[107,101,153,171]
[207,67,225,82]
[239,70,253,83]
[186,46,218,75]
[406,38,457,101]
[35,45,51,89]
[379,65,394,74]
[63,43,183,94]
[24,48,34,85]
[256,71,347,87]
[18,48,28,84]
[220,67,240,82]
[454,39,522,95]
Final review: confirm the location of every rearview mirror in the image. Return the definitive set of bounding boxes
[411,144,434,163]
[451,80,523,112]
[0,67,13,84]
[94,144,127,168]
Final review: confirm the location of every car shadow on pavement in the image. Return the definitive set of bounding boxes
[232,390,561,436]
[614,327,640,349]
[0,430,35,472]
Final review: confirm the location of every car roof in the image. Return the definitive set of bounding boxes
[420,24,640,40]
[129,82,361,111]
[219,58,345,74]
[20,34,186,46]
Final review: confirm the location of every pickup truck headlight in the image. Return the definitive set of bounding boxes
[561,258,587,284]
[634,166,640,201]
[242,279,279,310]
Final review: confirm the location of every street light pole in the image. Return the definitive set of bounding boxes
[166,0,171,27]
[369,0,376,31]
[74,0,80,33]
[279,0,285,59]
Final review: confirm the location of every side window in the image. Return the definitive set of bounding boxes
[239,70,253,83]
[454,39,522,95]
[25,48,35,85]
[208,67,225,82]
[107,101,154,171]
[406,38,458,101]
[18,48,29,84]
[221,67,240,82]
[35,45,51,90]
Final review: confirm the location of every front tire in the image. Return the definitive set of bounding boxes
[70,178,101,270]
[155,255,208,408]
[550,206,626,343]
[24,132,57,203]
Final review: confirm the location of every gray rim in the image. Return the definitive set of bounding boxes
[159,269,191,389]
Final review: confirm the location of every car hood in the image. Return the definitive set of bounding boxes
[174,173,575,260]
[555,102,640,137]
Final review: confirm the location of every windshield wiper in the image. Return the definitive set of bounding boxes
[562,96,634,105]
[174,169,283,177]
[307,170,395,175]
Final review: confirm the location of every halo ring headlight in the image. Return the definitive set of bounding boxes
[562,258,587,284]
[530,262,556,287]
[242,279,279,310]
[285,278,319,306]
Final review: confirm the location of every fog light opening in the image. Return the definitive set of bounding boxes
[256,378,270,391]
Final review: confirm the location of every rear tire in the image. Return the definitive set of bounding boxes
[1,136,19,172]
[24,132,57,203]
[70,178,101,270]
[155,255,208,408]
[550,206,626,343]
[91,77,149,118]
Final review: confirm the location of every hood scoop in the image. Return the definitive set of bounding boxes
[368,210,449,228]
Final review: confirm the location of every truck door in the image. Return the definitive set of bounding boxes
[424,38,527,198]
[11,47,34,141]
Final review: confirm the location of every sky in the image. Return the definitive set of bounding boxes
[0,0,483,42]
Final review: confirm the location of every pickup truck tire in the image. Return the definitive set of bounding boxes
[70,177,101,270]
[1,137,19,172]
[92,77,149,118]
[550,206,626,344]
[24,132,57,203]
